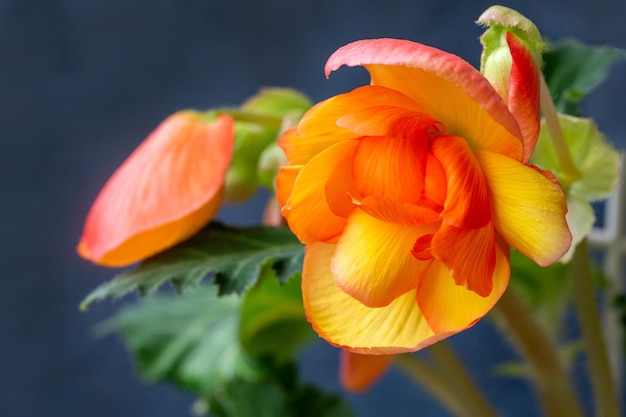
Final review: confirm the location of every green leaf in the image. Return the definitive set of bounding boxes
[240,271,315,360]
[96,285,261,394]
[208,362,355,417]
[543,39,626,115]
[531,115,620,260]
[81,222,304,309]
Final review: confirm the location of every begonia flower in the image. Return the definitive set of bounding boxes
[276,38,571,354]
[78,112,234,267]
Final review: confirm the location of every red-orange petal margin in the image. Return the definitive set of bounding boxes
[339,349,392,392]
[77,112,234,267]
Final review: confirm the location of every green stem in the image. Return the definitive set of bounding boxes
[428,342,500,417]
[494,289,586,417]
[571,240,622,417]
[393,353,476,417]
[539,74,579,183]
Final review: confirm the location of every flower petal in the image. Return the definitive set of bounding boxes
[282,140,359,243]
[78,112,234,266]
[477,150,571,265]
[353,135,427,205]
[339,350,391,392]
[331,209,438,307]
[281,85,429,165]
[431,135,491,229]
[431,223,496,297]
[417,240,509,333]
[506,32,541,162]
[325,39,524,160]
[303,242,453,354]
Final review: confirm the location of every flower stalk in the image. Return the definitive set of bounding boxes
[494,288,585,417]
[394,353,485,417]
[571,239,622,417]
[428,342,500,417]
[538,74,579,183]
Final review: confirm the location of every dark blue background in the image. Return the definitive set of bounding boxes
[2,0,625,416]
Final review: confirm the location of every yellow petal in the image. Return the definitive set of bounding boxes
[417,241,509,333]
[477,151,571,265]
[282,140,359,243]
[331,209,438,307]
[303,242,453,354]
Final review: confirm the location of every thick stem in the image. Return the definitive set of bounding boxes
[539,75,579,182]
[393,353,476,417]
[428,342,500,417]
[571,240,622,417]
[494,289,586,417]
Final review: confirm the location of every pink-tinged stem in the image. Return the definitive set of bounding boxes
[538,75,579,182]
[494,288,586,417]
[571,240,622,417]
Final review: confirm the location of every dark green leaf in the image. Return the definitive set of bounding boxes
[543,39,625,115]
[240,270,315,360]
[208,360,355,417]
[96,285,262,394]
[81,222,304,309]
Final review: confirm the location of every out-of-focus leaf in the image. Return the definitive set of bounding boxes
[240,271,315,360]
[81,222,304,309]
[208,365,355,417]
[509,250,572,336]
[543,39,625,115]
[493,340,584,378]
[96,285,260,394]
[531,115,620,261]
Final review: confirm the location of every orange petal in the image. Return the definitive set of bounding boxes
[275,165,301,208]
[477,150,571,265]
[282,140,359,243]
[331,209,438,307]
[337,104,444,139]
[430,135,491,229]
[339,350,391,392]
[325,39,524,161]
[357,195,441,226]
[430,223,497,297]
[422,152,447,209]
[352,135,427,205]
[303,242,454,354]
[78,112,234,266]
[417,241,510,333]
[506,32,541,162]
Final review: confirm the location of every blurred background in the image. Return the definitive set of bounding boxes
[2,0,625,416]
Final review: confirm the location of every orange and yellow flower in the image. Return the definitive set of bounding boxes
[78,112,234,267]
[276,38,571,354]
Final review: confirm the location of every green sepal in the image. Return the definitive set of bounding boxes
[543,39,626,115]
[477,5,547,72]
[80,222,305,309]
